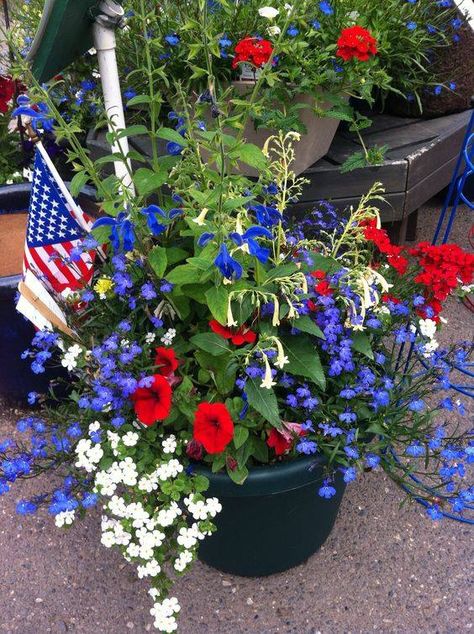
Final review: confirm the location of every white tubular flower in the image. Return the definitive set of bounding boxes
[260,355,276,389]
[259,6,279,18]
[192,207,209,226]
[226,300,238,327]
[273,339,289,369]
[272,296,280,326]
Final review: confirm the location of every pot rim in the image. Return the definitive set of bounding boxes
[192,454,330,497]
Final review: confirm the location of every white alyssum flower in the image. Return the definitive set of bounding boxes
[162,434,177,454]
[55,510,76,527]
[161,328,177,346]
[145,332,156,344]
[258,6,279,19]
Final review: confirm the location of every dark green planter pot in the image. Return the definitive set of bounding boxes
[194,456,345,577]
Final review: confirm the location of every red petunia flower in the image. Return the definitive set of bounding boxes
[232,37,273,69]
[193,402,234,454]
[267,428,293,456]
[266,423,306,456]
[0,75,15,114]
[336,26,378,62]
[209,319,257,346]
[154,346,179,376]
[131,374,172,426]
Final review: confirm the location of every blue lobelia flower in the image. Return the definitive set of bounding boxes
[318,480,336,499]
[214,243,242,281]
[140,204,167,235]
[92,212,135,252]
[318,1,334,15]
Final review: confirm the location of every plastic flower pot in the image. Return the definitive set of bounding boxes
[194,455,345,577]
[230,81,343,177]
[0,182,99,401]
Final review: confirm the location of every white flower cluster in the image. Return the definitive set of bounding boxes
[162,434,177,454]
[94,457,138,496]
[75,438,104,473]
[145,332,157,344]
[137,459,184,493]
[160,328,176,346]
[177,523,206,549]
[156,502,182,528]
[184,495,222,520]
[61,343,83,371]
[173,549,193,573]
[413,318,439,357]
[150,597,181,633]
[54,510,76,527]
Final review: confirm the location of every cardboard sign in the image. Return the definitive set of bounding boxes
[17,270,73,336]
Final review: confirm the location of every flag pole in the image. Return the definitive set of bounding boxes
[24,124,92,234]
[92,0,135,194]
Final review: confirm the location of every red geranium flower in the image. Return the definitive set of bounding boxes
[131,374,172,426]
[336,26,378,62]
[232,37,273,69]
[193,402,234,454]
[0,75,15,113]
[209,319,257,346]
[154,346,179,376]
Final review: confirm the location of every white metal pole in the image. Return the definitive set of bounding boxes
[92,0,135,194]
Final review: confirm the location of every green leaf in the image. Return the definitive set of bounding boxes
[281,336,326,390]
[166,247,189,266]
[235,143,267,170]
[125,94,151,106]
[293,315,325,339]
[166,264,203,286]
[157,127,188,146]
[264,263,298,283]
[148,246,167,278]
[226,464,249,485]
[190,333,229,356]
[205,286,229,324]
[340,151,367,174]
[69,171,88,197]
[245,377,281,428]
[134,167,168,196]
[351,331,374,360]
[250,437,269,463]
[233,425,249,450]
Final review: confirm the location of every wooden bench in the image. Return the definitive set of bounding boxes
[293,109,473,243]
[87,108,472,243]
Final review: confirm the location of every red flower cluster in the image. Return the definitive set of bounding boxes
[232,37,273,69]
[131,374,172,426]
[0,75,15,114]
[210,319,257,346]
[154,346,179,376]
[362,218,409,274]
[408,242,474,314]
[336,26,378,62]
[193,402,234,454]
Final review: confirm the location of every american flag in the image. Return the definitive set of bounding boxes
[24,147,95,294]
